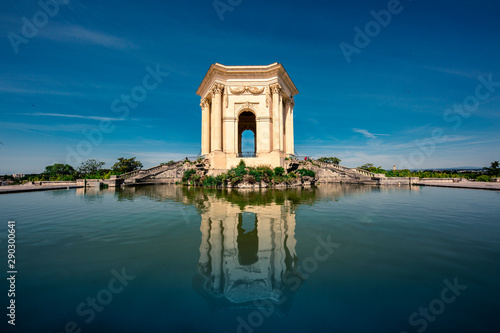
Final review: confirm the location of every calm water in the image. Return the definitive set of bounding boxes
[1,185,499,333]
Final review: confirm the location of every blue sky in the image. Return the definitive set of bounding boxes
[1,0,499,174]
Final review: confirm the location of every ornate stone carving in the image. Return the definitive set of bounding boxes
[200,98,210,109]
[211,83,224,96]
[248,86,264,94]
[270,83,282,95]
[229,86,265,95]
[229,86,246,94]
[285,97,295,108]
[235,101,258,113]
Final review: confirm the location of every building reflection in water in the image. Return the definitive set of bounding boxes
[75,184,418,313]
[192,190,300,314]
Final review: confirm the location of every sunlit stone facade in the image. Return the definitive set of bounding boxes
[196,63,299,170]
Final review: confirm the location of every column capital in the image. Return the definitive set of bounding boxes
[211,83,224,96]
[270,83,283,95]
[200,98,210,109]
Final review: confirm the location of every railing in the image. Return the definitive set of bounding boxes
[315,161,376,177]
[121,160,184,180]
[185,156,203,162]
[237,152,257,158]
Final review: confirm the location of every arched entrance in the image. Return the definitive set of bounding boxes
[237,111,256,157]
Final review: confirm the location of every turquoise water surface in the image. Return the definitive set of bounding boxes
[1,184,499,333]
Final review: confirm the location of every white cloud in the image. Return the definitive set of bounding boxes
[20,112,125,122]
[41,25,135,49]
[353,128,389,139]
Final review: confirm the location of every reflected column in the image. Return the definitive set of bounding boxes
[209,219,223,293]
[199,215,211,273]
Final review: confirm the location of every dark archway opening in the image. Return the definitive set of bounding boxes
[238,111,256,157]
[237,212,258,266]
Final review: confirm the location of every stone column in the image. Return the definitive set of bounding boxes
[285,98,295,156]
[201,98,210,155]
[270,83,282,151]
[256,117,271,153]
[223,117,236,154]
[279,96,284,152]
[211,83,223,152]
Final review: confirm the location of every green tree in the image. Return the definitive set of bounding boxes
[317,157,341,165]
[78,159,105,176]
[111,157,143,174]
[358,163,386,174]
[43,163,75,177]
[484,161,500,176]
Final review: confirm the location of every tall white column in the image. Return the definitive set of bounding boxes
[211,84,223,152]
[279,95,284,151]
[201,98,210,155]
[271,84,282,151]
[223,117,236,153]
[256,117,271,153]
[285,98,295,155]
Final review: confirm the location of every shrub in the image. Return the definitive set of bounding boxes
[203,176,217,187]
[274,167,285,177]
[297,169,316,177]
[245,174,257,184]
[248,169,262,182]
[215,175,225,186]
[476,175,491,182]
[182,169,196,183]
[256,166,274,178]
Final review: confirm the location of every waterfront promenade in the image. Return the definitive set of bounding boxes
[1,181,499,194]
[0,184,82,194]
[417,181,500,191]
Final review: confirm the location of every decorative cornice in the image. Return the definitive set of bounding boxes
[196,63,299,98]
[229,86,265,95]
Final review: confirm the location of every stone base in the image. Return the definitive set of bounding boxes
[210,150,285,170]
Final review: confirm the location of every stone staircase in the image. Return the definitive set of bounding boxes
[121,161,185,184]
[314,161,378,184]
